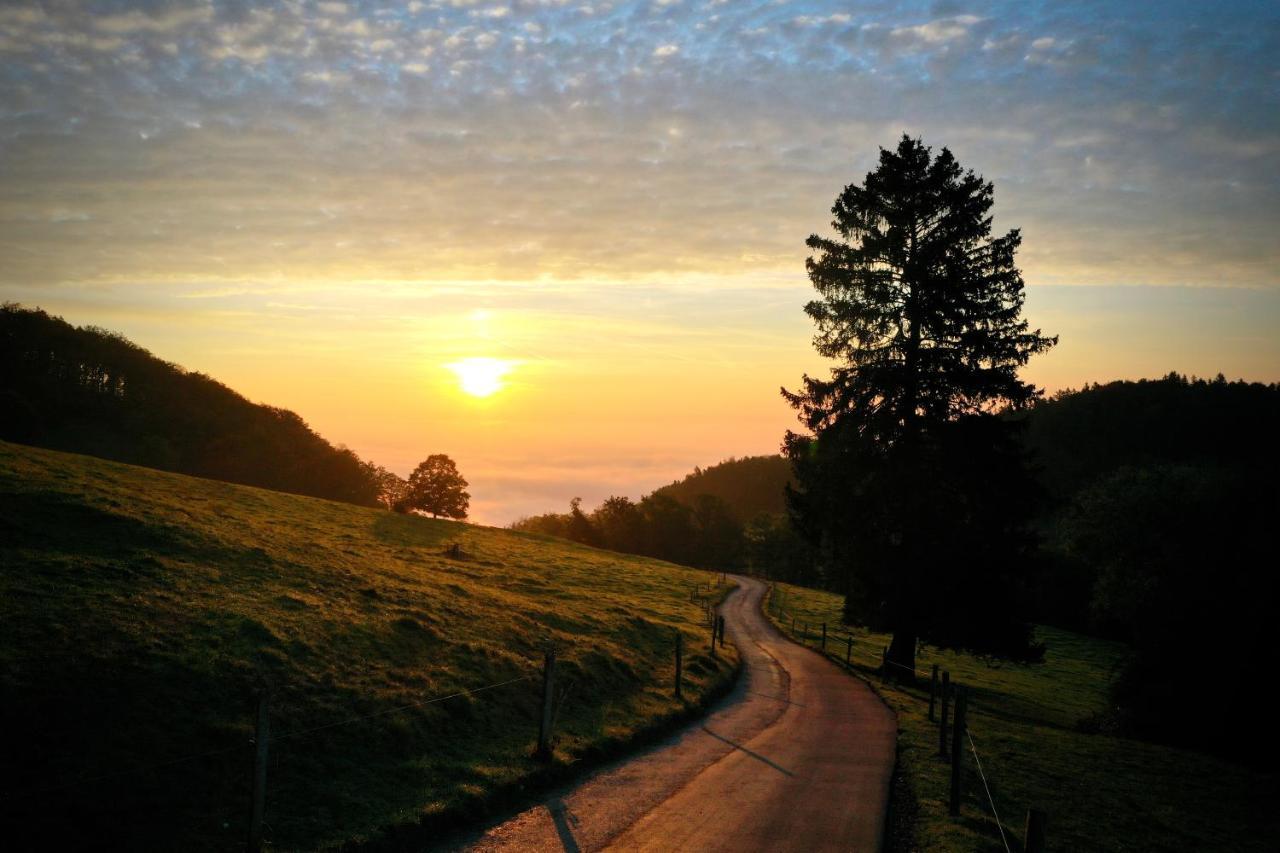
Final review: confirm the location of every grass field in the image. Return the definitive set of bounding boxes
[0,440,738,850]
[765,582,1279,852]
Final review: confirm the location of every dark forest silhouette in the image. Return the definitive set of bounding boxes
[1028,374,1279,761]
[510,457,816,581]
[1,304,383,506]
[655,455,793,522]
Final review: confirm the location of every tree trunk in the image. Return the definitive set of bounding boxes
[886,630,917,684]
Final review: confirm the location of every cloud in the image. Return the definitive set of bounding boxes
[93,5,215,35]
[0,0,1275,294]
[889,14,983,46]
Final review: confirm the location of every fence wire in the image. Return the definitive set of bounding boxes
[273,673,534,742]
[966,729,1012,853]
[1,671,535,802]
[767,588,1018,853]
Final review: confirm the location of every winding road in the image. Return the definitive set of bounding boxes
[455,576,897,853]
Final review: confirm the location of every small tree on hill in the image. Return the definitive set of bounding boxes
[784,136,1057,673]
[566,497,601,546]
[364,462,409,511]
[592,495,645,553]
[405,454,470,519]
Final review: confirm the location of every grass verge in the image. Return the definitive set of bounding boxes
[763,581,1278,852]
[0,440,739,850]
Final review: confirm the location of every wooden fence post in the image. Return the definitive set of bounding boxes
[939,671,951,758]
[710,615,718,658]
[674,631,684,699]
[821,623,827,651]
[247,692,269,853]
[928,664,939,722]
[1024,808,1047,853]
[948,686,967,817]
[536,650,556,760]
[716,615,725,648]
[845,635,853,667]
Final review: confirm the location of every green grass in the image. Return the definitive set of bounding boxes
[0,440,738,850]
[765,582,1278,852]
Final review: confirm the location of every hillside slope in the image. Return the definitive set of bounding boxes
[654,454,791,521]
[0,440,736,851]
[0,304,380,506]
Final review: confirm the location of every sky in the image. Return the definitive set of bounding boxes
[2,0,1278,524]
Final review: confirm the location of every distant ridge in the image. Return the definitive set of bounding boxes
[0,303,380,506]
[653,454,792,521]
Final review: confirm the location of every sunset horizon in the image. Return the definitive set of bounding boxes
[4,2,1278,524]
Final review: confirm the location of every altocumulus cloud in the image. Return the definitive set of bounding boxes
[0,0,1277,293]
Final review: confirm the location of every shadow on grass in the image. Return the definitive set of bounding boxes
[372,512,456,550]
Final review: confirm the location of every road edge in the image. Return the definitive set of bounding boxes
[342,581,748,853]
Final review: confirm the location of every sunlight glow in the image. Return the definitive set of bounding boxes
[446,357,514,397]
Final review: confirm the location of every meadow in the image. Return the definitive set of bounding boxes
[766,582,1278,852]
[0,440,737,850]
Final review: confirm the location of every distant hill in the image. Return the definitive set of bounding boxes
[1017,372,1280,503]
[654,454,792,521]
[0,304,380,506]
[0,440,734,850]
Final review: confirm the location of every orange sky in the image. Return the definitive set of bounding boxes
[17,276,1277,524]
[2,1,1278,522]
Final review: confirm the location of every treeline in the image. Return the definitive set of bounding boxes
[1020,372,1280,630]
[1022,373,1279,760]
[0,304,384,507]
[510,456,815,579]
[652,455,790,521]
[512,493,743,568]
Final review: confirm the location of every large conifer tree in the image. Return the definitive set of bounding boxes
[784,136,1057,672]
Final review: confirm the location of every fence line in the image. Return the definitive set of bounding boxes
[0,672,538,803]
[0,741,248,801]
[966,729,1012,853]
[7,571,732,819]
[273,673,537,741]
[765,583,1033,851]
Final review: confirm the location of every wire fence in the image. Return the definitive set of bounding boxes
[0,672,540,805]
[967,730,1013,853]
[764,581,1044,853]
[3,573,736,850]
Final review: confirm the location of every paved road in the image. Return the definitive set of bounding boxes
[458,576,896,853]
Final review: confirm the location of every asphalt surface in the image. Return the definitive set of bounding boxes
[458,575,897,853]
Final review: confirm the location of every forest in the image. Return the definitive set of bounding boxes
[0,304,383,506]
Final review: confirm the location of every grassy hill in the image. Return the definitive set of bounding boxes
[766,582,1279,852]
[0,440,737,851]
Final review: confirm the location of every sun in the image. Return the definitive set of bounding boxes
[446,357,514,398]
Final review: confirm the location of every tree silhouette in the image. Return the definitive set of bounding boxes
[0,304,382,506]
[405,454,470,519]
[566,496,601,546]
[784,136,1057,672]
[591,495,645,553]
[364,462,409,511]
